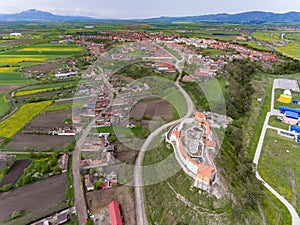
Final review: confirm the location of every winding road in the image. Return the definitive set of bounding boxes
[134,44,194,225]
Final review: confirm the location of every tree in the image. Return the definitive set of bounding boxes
[108,136,116,143]
[53,165,62,173]
[86,218,94,225]
[93,180,104,190]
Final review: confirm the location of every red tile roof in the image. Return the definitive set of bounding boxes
[109,201,122,225]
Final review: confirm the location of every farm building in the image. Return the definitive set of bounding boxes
[55,72,78,79]
[290,125,300,143]
[279,106,300,125]
[279,94,292,104]
[108,201,123,225]
[10,32,22,37]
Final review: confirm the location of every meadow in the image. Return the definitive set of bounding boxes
[259,129,300,212]
[0,100,52,138]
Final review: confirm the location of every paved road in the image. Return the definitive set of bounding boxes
[253,79,300,225]
[72,69,113,225]
[134,45,194,225]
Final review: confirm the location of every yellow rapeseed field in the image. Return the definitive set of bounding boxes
[0,56,47,64]
[0,67,19,73]
[17,47,82,52]
[0,100,52,138]
[15,87,57,97]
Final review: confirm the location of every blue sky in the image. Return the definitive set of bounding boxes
[0,0,299,19]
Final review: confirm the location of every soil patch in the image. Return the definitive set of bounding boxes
[86,185,135,225]
[0,174,67,224]
[130,99,173,121]
[6,134,73,151]
[0,159,31,187]
[0,86,19,94]
[25,109,72,129]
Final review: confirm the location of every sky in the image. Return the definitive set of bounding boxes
[0,0,299,19]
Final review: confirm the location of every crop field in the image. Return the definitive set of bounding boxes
[0,86,19,94]
[17,47,82,52]
[0,67,19,73]
[9,44,82,56]
[0,174,67,225]
[0,159,32,187]
[252,31,300,59]
[285,32,300,41]
[24,108,72,129]
[18,80,79,92]
[0,56,47,65]
[130,99,174,121]
[276,41,300,60]
[259,129,300,212]
[15,83,77,96]
[0,100,52,138]
[0,72,34,86]
[252,32,282,42]
[6,134,74,151]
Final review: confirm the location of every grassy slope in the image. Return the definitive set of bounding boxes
[259,129,300,213]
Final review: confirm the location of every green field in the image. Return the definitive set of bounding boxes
[253,31,300,60]
[259,129,300,212]
[0,71,35,86]
[0,94,9,116]
[276,41,300,60]
[0,100,52,138]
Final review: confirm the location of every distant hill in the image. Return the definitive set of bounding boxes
[0,9,300,24]
[0,9,97,22]
[142,11,300,24]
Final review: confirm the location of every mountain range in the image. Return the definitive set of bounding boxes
[0,9,300,24]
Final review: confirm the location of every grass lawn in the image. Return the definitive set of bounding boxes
[259,129,300,212]
[268,116,289,130]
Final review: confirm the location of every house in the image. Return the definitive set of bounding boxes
[72,116,81,124]
[279,106,300,125]
[109,201,123,225]
[84,174,94,191]
[57,154,69,173]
